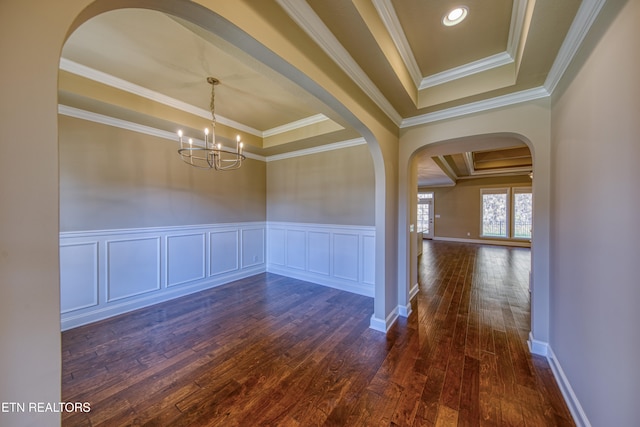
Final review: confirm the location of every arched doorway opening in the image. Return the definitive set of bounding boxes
[396,101,553,354]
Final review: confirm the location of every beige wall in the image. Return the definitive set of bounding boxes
[550,0,639,425]
[267,144,375,225]
[0,1,401,425]
[59,115,266,231]
[423,176,532,242]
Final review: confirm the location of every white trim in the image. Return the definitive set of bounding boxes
[276,0,402,125]
[266,221,375,297]
[544,0,608,94]
[507,0,530,58]
[398,303,412,318]
[409,282,419,301]
[60,222,267,330]
[372,0,526,90]
[527,331,549,356]
[370,307,399,333]
[400,86,549,128]
[58,105,266,162]
[266,137,367,161]
[420,52,513,90]
[61,58,334,139]
[547,346,592,427]
[262,114,330,137]
[59,104,367,163]
[60,58,262,137]
[432,236,530,248]
[371,0,422,88]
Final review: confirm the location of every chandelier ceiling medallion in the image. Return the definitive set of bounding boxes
[177,77,245,170]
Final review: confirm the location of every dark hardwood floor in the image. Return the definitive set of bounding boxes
[62,240,574,426]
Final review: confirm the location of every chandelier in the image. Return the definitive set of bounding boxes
[177,77,245,170]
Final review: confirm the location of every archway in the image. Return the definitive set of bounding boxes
[396,99,552,356]
[1,1,399,425]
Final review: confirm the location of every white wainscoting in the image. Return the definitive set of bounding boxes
[60,222,266,330]
[266,222,376,297]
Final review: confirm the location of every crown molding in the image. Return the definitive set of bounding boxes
[266,138,366,162]
[58,104,265,162]
[262,114,330,137]
[371,0,422,88]
[373,0,525,91]
[59,104,362,163]
[401,86,549,128]
[507,0,529,58]
[544,0,607,94]
[420,52,514,90]
[59,58,263,137]
[60,58,334,139]
[276,0,402,126]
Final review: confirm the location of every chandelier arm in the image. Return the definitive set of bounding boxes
[176,77,244,171]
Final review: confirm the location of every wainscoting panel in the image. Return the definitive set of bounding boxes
[210,230,239,276]
[333,233,359,282]
[107,237,161,302]
[60,242,99,314]
[308,231,330,276]
[268,228,286,266]
[286,230,307,271]
[166,233,206,287]
[267,222,375,297]
[362,235,376,285]
[60,223,266,330]
[241,228,265,268]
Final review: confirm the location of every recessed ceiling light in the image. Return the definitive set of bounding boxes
[443,6,468,26]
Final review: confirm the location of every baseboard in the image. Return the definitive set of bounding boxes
[266,265,374,297]
[398,304,412,318]
[432,236,530,247]
[528,331,549,356]
[369,307,399,333]
[410,282,419,300]
[398,284,419,318]
[547,347,592,427]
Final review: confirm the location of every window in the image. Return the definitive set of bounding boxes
[481,188,509,238]
[481,187,532,239]
[417,192,433,234]
[513,188,532,239]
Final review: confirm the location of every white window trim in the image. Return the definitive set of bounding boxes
[511,186,532,240]
[480,187,511,239]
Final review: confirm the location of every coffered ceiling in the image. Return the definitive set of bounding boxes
[59,0,590,184]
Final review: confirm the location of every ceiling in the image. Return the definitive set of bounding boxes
[59,0,584,184]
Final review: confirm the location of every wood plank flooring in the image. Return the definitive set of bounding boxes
[62,240,574,426]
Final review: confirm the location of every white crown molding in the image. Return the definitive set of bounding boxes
[371,0,423,88]
[266,137,367,162]
[420,52,514,90]
[544,0,607,94]
[401,86,549,128]
[59,58,263,137]
[373,0,525,91]
[59,104,363,163]
[507,0,529,58]
[276,0,403,126]
[61,58,334,139]
[58,104,265,162]
[262,113,330,137]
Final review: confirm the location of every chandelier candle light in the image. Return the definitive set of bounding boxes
[177,77,245,170]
